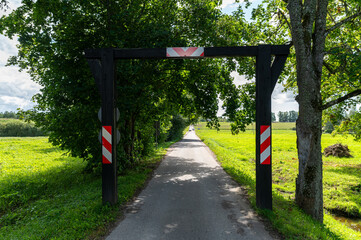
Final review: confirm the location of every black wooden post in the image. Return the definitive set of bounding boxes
[256,45,272,210]
[101,48,118,205]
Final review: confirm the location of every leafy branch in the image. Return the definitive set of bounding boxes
[277,8,291,31]
[325,10,361,36]
[321,89,361,110]
[323,61,336,74]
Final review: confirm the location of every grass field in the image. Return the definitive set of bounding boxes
[196,122,361,239]
[0,118,20,123]
[205,121,296,131]
[0,137,173,239]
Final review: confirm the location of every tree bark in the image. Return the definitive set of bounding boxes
[288,0,328,223]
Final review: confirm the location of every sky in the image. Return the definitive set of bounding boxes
[0,0,41,112]
[0,0,298,115]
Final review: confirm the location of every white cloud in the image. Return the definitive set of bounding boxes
[0,95,36,112]
[1,95,29,107]
[272,83,298,113]
[0,36,41,112]
[220,0,261,19]
[0,1,41,112]
[0,35,18,65]
[220,0,240,9]
[0,0,21,18]
[231,71,248,86]
[0,65,41,112]
[220,0,259,9]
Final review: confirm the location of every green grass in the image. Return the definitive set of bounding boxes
[196,122,361,239]
[201,121,296,131]
[0,137,174,239]
[0,118,19,123]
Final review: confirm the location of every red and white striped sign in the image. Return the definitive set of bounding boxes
[260,125,271,165]
[166,47,204,58]
[102,126,112,164]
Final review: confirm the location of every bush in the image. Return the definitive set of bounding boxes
[166,115,186,141]
[0,120,46,137]
[323,121,334,134]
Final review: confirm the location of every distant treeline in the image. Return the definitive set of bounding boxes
[277,111,298,122]
[200,112,299,123]
[0,111,19,119]
[0,119,46,137]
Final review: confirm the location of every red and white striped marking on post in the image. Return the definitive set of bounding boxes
[102,126,112,164]
[166,47,204,57]
[260,125,271,165]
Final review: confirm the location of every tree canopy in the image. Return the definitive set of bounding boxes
[0,0,240,171]
[232,0,361,222]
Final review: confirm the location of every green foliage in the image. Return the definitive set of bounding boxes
[277,111,288,122]
[240,0,361,137]
[320,1,361,111]
[218,0,361,143]
[221,82,256,134]
[324,121,335,134]
[288,110,298,122]
[0,111,18,119]
[322,105,361,137]
[335,110,361,141]
[271,112,276,122]
[0,137,173,239]
[196,122,361,239]
[278,111,298,122]
[0,119,45,137]
[166,115,186,141]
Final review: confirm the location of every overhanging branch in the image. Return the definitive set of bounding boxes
[323,61,336,74]
[321,89,361,110]
[278,9,291,30]
[325,11,361,36]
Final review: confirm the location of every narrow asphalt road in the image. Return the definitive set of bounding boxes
[106,130,275,240]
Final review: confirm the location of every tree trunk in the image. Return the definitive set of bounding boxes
[295,61,323,222]
[288,0,328,223]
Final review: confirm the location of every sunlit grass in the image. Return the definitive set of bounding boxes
[0,137,172,239]
[196,122,361,239]
[0,118,20,123]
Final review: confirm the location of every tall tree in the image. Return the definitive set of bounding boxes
[286,0,328,222]
[0,0,237,170]
[278,111,289,122]
[230,0,361,222]
[288,110,298,122]
[287,0,361,223]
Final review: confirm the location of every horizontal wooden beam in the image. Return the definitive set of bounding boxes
[204,46,258,57]
[84,45,291,59]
